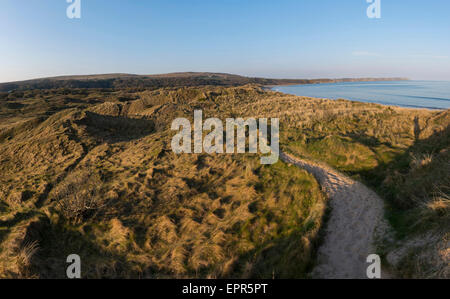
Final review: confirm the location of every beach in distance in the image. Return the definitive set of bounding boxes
[273,80,450,110]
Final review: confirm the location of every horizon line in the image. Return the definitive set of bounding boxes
[0,72,415,85]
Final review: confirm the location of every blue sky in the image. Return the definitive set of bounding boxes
[1,0,450,83]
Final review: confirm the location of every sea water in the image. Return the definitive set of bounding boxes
[273,80,450,110]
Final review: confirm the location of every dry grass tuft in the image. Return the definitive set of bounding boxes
[410,153,434,170]
[51,171,104,224]
[17,240,39,278]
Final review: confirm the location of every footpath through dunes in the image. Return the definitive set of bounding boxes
[280,152,390,279]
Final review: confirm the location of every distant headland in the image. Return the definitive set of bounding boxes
[0,72,409,92]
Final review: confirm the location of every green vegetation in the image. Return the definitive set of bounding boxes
[0,85,326,278]
[275,98,449,278]
[0,82,447,278]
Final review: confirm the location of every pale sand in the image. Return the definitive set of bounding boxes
[281,152,390,279]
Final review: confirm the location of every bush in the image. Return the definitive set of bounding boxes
[52,171,104,224]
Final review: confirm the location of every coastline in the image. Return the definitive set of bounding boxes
[266,80,448,111]
[262,77,409,88]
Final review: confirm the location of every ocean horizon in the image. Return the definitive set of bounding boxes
[272,80,450,110]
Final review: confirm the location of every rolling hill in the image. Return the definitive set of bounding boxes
[0,72,409,92]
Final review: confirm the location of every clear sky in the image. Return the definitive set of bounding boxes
[1,0,450,83]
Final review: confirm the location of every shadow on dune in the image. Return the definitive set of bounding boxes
[23,218,136,279]
[75,111,155,143]
[356,123,450,210]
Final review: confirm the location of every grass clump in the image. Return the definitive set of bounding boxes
[51,171,105,224]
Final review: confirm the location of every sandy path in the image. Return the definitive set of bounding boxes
[281,152,388,279]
